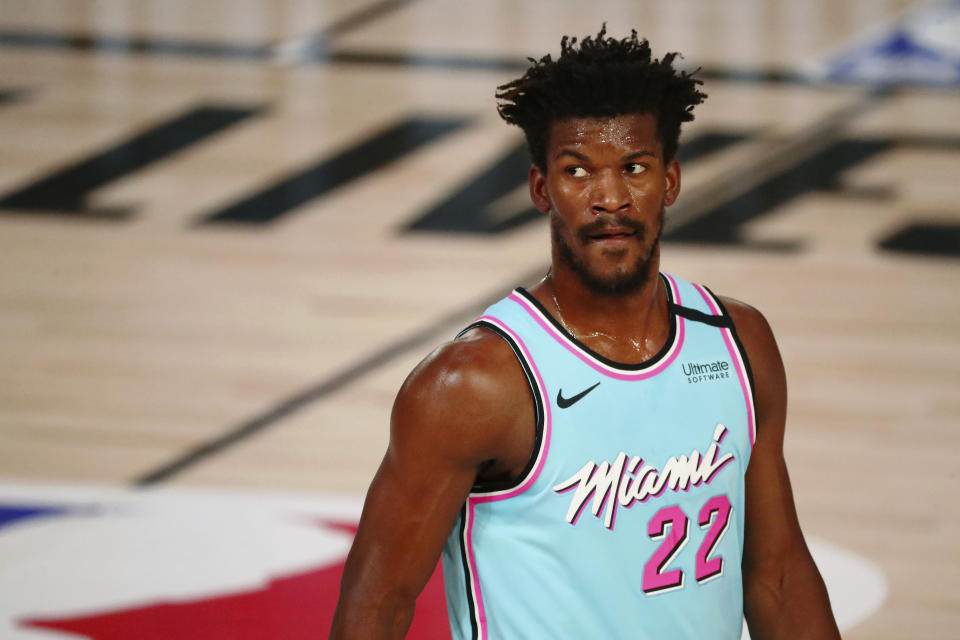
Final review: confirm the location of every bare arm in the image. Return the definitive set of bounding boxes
[330,329,533,638]
[724,298,841,640]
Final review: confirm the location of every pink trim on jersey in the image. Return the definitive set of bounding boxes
[692,283,756,448]
[664,273,682,307]
[463,314,554,639]
[463,501,486,639]
[506,273,685,381]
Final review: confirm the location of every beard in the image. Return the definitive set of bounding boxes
[552,208,664,298]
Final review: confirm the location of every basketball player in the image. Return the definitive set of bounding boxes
[331,28,840,639]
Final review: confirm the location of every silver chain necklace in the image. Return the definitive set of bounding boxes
[550,289,647,352]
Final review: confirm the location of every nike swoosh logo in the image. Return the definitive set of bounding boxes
[556,382,600,409]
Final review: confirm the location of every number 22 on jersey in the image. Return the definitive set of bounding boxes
[642,494,732,594]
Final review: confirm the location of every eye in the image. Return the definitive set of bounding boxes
[625,162,646,175]
[564,166,588,178]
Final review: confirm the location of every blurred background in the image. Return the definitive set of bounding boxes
[0,1,957,638]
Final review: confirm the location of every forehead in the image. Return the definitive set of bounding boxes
[547,113,660,155]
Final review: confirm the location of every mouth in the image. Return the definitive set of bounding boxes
[587,227,636,242]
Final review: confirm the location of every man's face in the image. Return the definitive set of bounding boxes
[529,113,680,296]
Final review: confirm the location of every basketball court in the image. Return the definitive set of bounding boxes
[1,0,958,637]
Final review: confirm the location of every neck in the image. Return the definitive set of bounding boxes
[531,251,670,364]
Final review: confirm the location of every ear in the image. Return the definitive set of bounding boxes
[529,164,551,213]
[663,158,681,207]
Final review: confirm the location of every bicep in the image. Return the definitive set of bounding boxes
[728,301,809,577]
[346,412,483,602]
[331,411,481,638]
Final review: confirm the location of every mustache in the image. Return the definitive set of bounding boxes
[577,215,646,242]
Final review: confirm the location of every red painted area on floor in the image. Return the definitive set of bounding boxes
[21,521,451,639]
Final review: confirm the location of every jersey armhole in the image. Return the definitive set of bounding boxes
[702,288,756,399]
[456,320,546,495]
[702,286,758,446]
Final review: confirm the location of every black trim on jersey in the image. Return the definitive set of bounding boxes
[513,273,678,372]
[456,504,479,640]
[457,320,546,494]
[704,286,757,426]
[669,302,732,328]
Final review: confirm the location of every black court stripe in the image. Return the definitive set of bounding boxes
[662,88,893,249]
[133,266,548,486]
[879,221,960,257]
[0,29,271,59]
[198,116,469,225]
[0,88,27,105]
[0,104,264,218]
[328,49,529,72]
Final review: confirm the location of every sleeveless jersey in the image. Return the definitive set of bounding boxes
[441,273,756,640]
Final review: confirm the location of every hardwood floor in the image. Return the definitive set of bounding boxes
[0,1,957,637]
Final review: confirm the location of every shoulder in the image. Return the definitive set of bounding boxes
[390,325,532,466]
[716,295,787,443]
[716,297,778,357]
[395,325,526,414]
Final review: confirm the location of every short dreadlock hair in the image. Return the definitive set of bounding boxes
[497,26,706,170]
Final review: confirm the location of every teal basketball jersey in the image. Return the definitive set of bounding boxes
[442,273,756,639]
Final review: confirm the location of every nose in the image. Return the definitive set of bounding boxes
[591,169,631,214]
